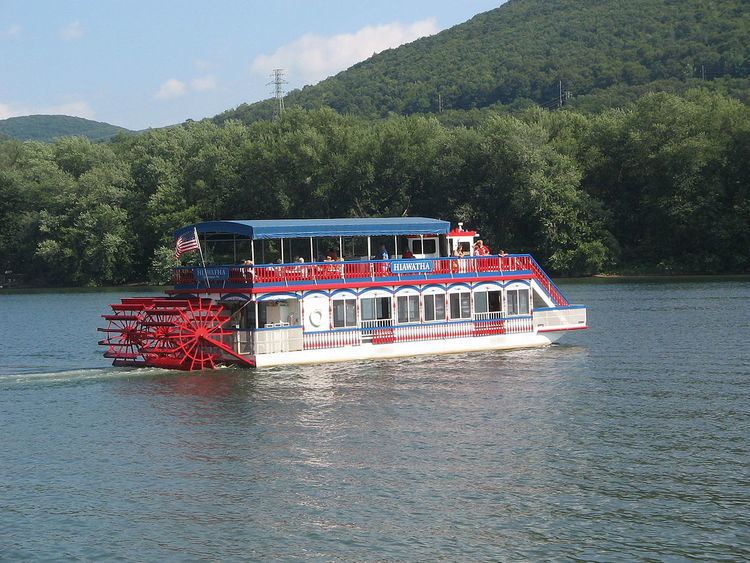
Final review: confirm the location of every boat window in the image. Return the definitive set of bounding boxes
[449,292,471,320]
[532,288,549,309]
[423,293,446,322]
[474,291,488,314]
[258,298,300,327]
[332,298,357,328]
[412,239,436,254]
[360,297,392,321]
[474,290,502,315]
[507,289,530,315]
[397,295,420,323]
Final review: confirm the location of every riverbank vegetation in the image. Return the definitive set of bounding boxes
[0,89,748,286]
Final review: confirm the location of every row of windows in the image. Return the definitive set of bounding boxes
[332,289,530,328]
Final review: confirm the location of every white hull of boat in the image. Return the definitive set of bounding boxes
[251,329,567,367]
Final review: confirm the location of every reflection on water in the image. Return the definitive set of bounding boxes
[1,280,749,559]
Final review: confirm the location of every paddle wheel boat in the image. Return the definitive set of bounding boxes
[99,217,587,370]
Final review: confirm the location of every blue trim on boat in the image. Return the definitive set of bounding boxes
[256,291,301,301]
[175,217,450,240]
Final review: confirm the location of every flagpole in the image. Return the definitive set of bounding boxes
[195,227,210,289]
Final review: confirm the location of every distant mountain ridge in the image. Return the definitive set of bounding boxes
[216,0,750,123]
[0,115,132,142]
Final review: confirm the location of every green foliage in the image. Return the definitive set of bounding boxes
[581,90,750,272]
[0,115,132,143]
[149,245,180,285]
[0,90,749,284]
[215,0,750,124]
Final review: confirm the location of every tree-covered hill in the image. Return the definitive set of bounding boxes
[0,115,132,142]
[216,0,750,123]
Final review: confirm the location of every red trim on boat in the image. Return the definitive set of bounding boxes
[167,272,532,296]
[537,325,588,332]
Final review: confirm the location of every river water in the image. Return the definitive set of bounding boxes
[1,280,748,560]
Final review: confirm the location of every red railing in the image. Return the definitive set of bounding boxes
[171,254,569,306]
[526,256,569,306]
[248,255,534,284]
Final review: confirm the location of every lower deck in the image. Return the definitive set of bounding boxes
[211,279,587,365]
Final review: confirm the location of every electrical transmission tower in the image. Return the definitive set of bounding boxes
[268,68,288,119]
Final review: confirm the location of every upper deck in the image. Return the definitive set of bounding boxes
[169,217,571,306]
[171,254,570,306]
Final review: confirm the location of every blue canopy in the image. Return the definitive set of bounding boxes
[175,217,451,240]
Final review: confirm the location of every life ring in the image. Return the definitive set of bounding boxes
[309,309,323,327]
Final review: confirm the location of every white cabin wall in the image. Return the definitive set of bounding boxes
[303,294,330,331]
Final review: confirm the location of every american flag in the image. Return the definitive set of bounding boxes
[175,228,201,258]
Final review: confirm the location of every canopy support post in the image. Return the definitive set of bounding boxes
[309,238,314,262]
[280,238,284,263]
[367,237,371,260]
[393,235,397,258]
[339,236,343,259]
[251,240,255,264]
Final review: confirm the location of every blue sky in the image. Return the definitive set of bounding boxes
[0,0,503,129]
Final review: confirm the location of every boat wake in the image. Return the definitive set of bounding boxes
[0,365,186,387]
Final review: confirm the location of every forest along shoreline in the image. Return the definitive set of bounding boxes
[1,90,749,289]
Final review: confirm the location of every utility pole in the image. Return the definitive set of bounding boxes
[558,80,563,109]
[438,93,443,113]
[268,68,287,119]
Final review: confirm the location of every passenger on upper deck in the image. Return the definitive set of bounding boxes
[474,240,490,256]
[402,247,415,258]
[242,259,254,282]
[378,244,389,260]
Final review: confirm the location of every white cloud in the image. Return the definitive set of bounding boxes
[250,18,439,84]
[191,75,217,92]
[60,20,84,40]
[2,24,22,38]
[154,78,187,100]
[0,100,94,120]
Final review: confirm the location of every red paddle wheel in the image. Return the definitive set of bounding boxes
[99,297,255,371]
[98,298,156,367]
[169,299,233,370]
[138,299,191,369]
